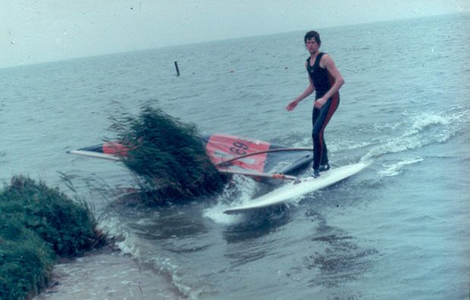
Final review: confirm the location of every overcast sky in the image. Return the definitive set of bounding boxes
[1,0,468,69]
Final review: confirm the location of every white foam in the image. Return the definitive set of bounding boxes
[362,111,457,162]
[98,215,142,258]
[379,157,424,177]
[203,174,257,224]
[100,215,199,299]
[203,202,243,224]
[405,113,450,136]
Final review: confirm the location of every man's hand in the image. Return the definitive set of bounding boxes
[314,97,327,109]
[286,99,299,111]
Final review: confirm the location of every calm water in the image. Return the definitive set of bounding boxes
[1,14,469,300]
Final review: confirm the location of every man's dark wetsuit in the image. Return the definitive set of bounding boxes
[306,52,340,172]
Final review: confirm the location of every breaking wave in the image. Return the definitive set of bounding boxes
[361,108,468,163]
[203,174,257,224]
[378,157,424,177]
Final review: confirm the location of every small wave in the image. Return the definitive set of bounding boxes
[203,201,243,225]
[361,135,423,162]
[99,215,200,299]
[98,215,141,257]
[203,174,257,225]
[378,157,424,177]
[155,258,203,300]
[329,140,377,152]
[362,110,464,162]
[404,113,450,137]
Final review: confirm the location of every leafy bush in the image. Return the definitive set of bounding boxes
[0,176,106,299]
[0,176,104,256]
[112,106,226,204]
[0,215,54,300]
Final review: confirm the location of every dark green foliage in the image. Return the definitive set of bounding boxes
[113,106,226,204]
[0,216,54,300]
[0,176,104,256]
[0,176,106,299]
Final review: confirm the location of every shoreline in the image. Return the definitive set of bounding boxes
[34,246,184,300]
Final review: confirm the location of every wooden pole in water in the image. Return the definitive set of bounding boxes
[174,61,180,76]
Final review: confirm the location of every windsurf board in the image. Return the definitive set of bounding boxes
[223,162,369,214]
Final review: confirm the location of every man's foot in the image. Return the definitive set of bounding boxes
[311,169,320,178]
[319,164,330,172]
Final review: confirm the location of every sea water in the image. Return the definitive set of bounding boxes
[1,13,469,300]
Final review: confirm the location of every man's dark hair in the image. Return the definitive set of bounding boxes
[304,31,321,46]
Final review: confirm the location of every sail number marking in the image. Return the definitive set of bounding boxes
[230,141,249,156]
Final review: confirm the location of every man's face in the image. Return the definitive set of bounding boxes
[305,38,319,54]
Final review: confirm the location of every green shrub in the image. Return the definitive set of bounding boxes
[0,176,104,256]
[0,176,106,299]
[0,216,54,300]
[113,106,226,204]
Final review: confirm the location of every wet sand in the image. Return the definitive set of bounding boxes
[35,247,183,300]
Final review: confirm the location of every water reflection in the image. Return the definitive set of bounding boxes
[302,210,379,288]
[223,206,294,267]
[223,205,294,244]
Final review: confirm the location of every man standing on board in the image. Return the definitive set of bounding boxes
[286,31,344,178]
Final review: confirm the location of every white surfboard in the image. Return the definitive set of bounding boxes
[223,162,369,214]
